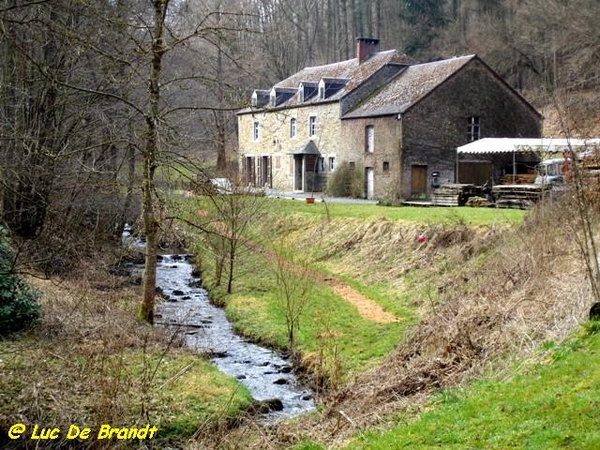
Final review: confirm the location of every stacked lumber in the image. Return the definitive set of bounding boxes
[432,184,480,206]
[500,173,537,185]
[492,184,550,209]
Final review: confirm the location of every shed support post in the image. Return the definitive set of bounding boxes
[456,151,460,183]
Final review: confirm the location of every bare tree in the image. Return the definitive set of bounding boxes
[138,0,168,323]
[272,233,313,350]
[0,1,133,270]
[193,176,266,294]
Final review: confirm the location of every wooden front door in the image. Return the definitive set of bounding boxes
[244,157,256,186]
[411,165,427,198]
[258,156,272,188]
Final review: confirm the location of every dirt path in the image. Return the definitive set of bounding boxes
[243,239,398,324]
[321,277,398,323]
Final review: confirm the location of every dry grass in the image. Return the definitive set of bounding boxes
[314,202,590,446]
[0,250,254,449]
[234,200,595,449]
[0,253,180,449]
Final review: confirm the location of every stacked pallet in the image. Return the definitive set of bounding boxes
[432,184,480,206]
[492,184,550,209]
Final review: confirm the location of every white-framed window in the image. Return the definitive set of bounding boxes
[467,116,480,142]
[328,156,335,172]
[309,115,317,138]
[252,120,260,141]
[365,125,374,153]
[290,117,297,138]
[318,79,325,99]
[318,157,325,172]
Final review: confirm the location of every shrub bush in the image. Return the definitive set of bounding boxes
[325,162,364,198]
[0,229,40,336]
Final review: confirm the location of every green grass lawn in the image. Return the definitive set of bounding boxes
[343,326,600,449]
[224,248,412,382]
[265,199,525,225]
[176,194,525,227]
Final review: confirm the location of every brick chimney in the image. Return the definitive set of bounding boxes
[356,37,380,64]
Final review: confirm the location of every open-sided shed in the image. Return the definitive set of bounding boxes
[456,138,596,185]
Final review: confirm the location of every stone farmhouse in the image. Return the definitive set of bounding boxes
[237,38,542,200]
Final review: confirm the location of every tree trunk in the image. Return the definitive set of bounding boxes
[227,238,235,294]
[215,5,227,172]
[139,0,168,324]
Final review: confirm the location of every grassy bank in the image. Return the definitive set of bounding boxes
[178,194,595,450]
[347,324,600,449]
[0,260,252,449]
[226,245,412,384]
[180,196,524,388]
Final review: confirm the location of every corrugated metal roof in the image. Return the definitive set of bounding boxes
[343,55,475,118]
[457,138,600,154]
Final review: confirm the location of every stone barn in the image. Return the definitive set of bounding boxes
[237,38,542,200]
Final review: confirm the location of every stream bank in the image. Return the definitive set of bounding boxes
[149,254,315,421]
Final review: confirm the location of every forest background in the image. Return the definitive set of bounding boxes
[1,0,598,276]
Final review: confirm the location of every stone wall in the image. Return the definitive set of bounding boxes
[340,116,402,199]
[401,59,542,199]
[238,102,342,192]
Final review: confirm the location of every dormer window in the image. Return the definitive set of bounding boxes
[251,90,269,108]
[318,80,325,100]
[299,82,318,102]
[268,87,297,107]
[317,78,349,100]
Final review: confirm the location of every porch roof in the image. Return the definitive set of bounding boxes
[289,140,320,155]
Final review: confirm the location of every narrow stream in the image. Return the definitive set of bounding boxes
[151,254,315,421]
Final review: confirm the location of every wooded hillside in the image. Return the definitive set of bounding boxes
[1,0,598,257]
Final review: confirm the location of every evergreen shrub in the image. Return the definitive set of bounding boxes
[0,229,40,336]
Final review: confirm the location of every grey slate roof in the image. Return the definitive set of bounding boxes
[343,55,475,118]
[276,50,406,94]
[239,52,538,120]
[238,50,411,114]
[289,140,320,155]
